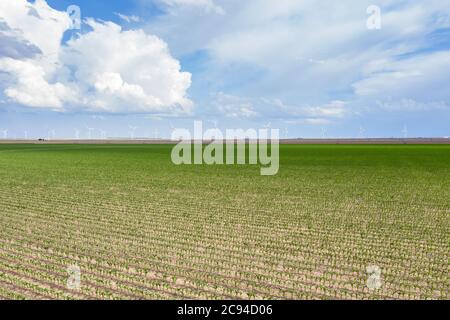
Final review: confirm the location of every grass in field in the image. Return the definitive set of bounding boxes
[0,144,448,299]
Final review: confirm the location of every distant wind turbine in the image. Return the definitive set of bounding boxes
[402,124,408,138]
[210,119,218,129]
[321,127,327,138]
[359,126,365,139]
[2,129,7,139]
[86,126,94,140]
[100,129,107,140]
[74,128,80,140]
[169,122,175,138]
[46,129,56,140]
[128,125,137,139]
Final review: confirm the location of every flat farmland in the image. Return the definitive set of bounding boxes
[0,144,448,300]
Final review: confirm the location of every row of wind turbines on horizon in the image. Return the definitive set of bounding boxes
[1,121,279,140]
[0,125,161,140]
[0,124,426,140]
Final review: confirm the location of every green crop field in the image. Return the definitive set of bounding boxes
[0,144,448,300]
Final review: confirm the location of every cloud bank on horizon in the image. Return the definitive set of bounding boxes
[0,0,449,137]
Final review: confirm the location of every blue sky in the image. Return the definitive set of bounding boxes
[0,0,449,139]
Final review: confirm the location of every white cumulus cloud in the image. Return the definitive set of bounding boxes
[145,0,450,118]
[159,0,225,14]
[114,12,141,23]
[0,57,71,109]
[214,92,258,118]
[0,0,192,114]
